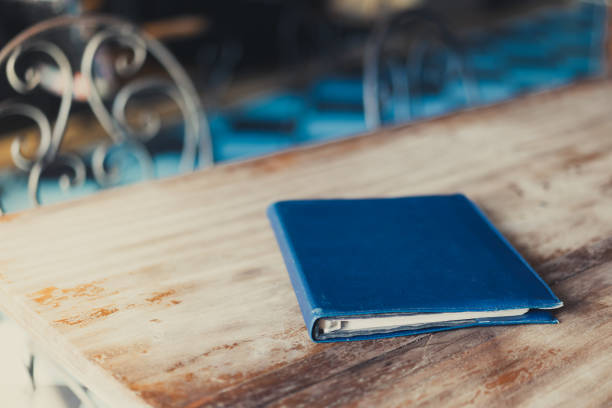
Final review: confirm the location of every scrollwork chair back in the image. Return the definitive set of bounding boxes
[0,15,213,212]
[363,10,478,130]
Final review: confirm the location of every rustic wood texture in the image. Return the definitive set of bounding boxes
[0,79,611,407]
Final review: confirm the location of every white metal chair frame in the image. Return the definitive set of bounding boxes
[0,14,213,212]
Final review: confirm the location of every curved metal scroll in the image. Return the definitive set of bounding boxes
[0,15,212,212]
[363,10,478,130]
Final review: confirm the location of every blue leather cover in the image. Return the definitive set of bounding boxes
[267,194,562,342]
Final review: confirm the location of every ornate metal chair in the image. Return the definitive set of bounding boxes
[363,9,478,130]
[0,15,212,212]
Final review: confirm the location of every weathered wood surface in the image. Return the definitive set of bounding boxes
[0,79,611,407]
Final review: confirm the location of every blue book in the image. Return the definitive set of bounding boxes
[267,194,562,342]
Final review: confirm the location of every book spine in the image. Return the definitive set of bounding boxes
[267,204,320,340]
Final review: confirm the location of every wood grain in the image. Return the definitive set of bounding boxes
[0,79,612,407]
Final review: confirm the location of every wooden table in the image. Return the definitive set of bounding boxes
[0,79,611,408]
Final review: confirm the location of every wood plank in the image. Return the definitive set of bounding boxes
[0,79,612,407]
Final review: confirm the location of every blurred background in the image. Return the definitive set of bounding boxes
[0,0,608,406]
[0,0,608,212]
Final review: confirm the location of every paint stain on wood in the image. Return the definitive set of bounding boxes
[29,286,65,308]
[90,307,119,319]
[146,290,176,304]
[54,306,119,327]
[28,280,109,308]
[61,281,106,298]
[89,342,150,364]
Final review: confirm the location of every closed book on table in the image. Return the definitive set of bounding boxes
[267,194,562,342]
